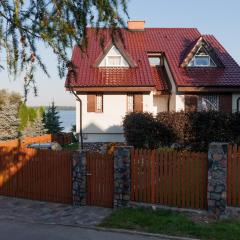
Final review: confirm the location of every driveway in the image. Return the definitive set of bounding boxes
[0,196,112,226]
[0,219,178,240]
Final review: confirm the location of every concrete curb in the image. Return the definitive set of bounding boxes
[0,218,199,240]
[85,226,200,240]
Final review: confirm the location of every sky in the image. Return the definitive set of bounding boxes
[0,0,240,106]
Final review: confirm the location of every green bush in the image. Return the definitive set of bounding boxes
[157,111,240,151]
[123,112,175,149]
[123,111,240,151]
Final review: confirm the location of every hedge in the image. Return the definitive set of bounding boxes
[123,111,240,151]
[123,112,175,149]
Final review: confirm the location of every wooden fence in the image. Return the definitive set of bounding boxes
[0,146,73,204]
[0,133,73,148]
[227,144,240,207]
[131,149,208,210]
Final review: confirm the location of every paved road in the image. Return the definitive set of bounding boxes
[0,220,172,240]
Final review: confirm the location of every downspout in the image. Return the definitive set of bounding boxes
[69,89,84,150]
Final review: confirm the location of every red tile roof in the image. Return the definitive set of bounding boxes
[65,28,240,90]
[150,66,169,91]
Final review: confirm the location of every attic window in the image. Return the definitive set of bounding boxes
[107,56,122,66]
[99,45,129,67]
[188,46,216,67]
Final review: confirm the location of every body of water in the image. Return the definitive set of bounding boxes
[58,110,76,132]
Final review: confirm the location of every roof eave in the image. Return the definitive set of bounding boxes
[177,86,240,93]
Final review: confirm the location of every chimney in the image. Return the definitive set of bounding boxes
[128,20,145,31]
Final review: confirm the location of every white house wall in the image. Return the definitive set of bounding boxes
[176,94,185,111]
[76,92,172,143]
[76,93,148,143]
[143,93,152,112]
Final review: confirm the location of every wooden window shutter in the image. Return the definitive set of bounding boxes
[185,95,198,112]
[134,94,143,112]
[219,94,232,113]
[87,94,96,112]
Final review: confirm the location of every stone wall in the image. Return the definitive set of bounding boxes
[207,143,228,218]
[83,142,125,153]
[113,146,132,208]
[72,151,87,206]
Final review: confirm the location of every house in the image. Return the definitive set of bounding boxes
[65,21,240,144]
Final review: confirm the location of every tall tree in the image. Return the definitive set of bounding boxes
[0,1,128,100]
[18,103,45,132]
[21,110,47,137]
[0,89,21,140]
[44,101,64,134]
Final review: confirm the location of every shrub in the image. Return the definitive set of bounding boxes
[123,111,240,151]
[123,112,175,149]
[157,111,240,151]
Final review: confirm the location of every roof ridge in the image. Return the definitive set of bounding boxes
[86,27,199,30]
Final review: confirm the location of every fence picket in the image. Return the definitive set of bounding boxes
[130,149,208,210]
[0,147,73,204]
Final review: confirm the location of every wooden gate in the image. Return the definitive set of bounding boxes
[86,152,114,208]
[0,147,73,204]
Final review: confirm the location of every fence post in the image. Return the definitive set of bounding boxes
[72,151,87,206]
[113,146,132,208]
[208,142,228,218]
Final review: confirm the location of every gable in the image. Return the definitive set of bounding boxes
[181,37,223,68]
[99,45,130,67]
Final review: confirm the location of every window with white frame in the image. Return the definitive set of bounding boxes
[188,46,216,67]
[96,94,103,112]
[127,94,134,112]
[99,45,129,67]
[197,95,219,111]
[237,97,240,112]
[107,56,122,66]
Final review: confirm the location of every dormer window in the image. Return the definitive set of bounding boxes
[148,57,161,66]
[99,45,129,67]
[188,46,216,67]
[148,53,162,66]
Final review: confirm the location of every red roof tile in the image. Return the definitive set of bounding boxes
[150,66,169,91]
[66,28,240,90]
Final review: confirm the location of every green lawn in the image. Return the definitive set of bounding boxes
[99,208,240,240]
[62,142,80,151]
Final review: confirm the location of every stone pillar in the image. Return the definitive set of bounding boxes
[72,151,87,206]
[208,143,228,218]
[113,146,132,208]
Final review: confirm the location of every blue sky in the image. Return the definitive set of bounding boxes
[1,0,240,106]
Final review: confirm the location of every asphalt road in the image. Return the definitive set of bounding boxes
[0,220,171,240]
